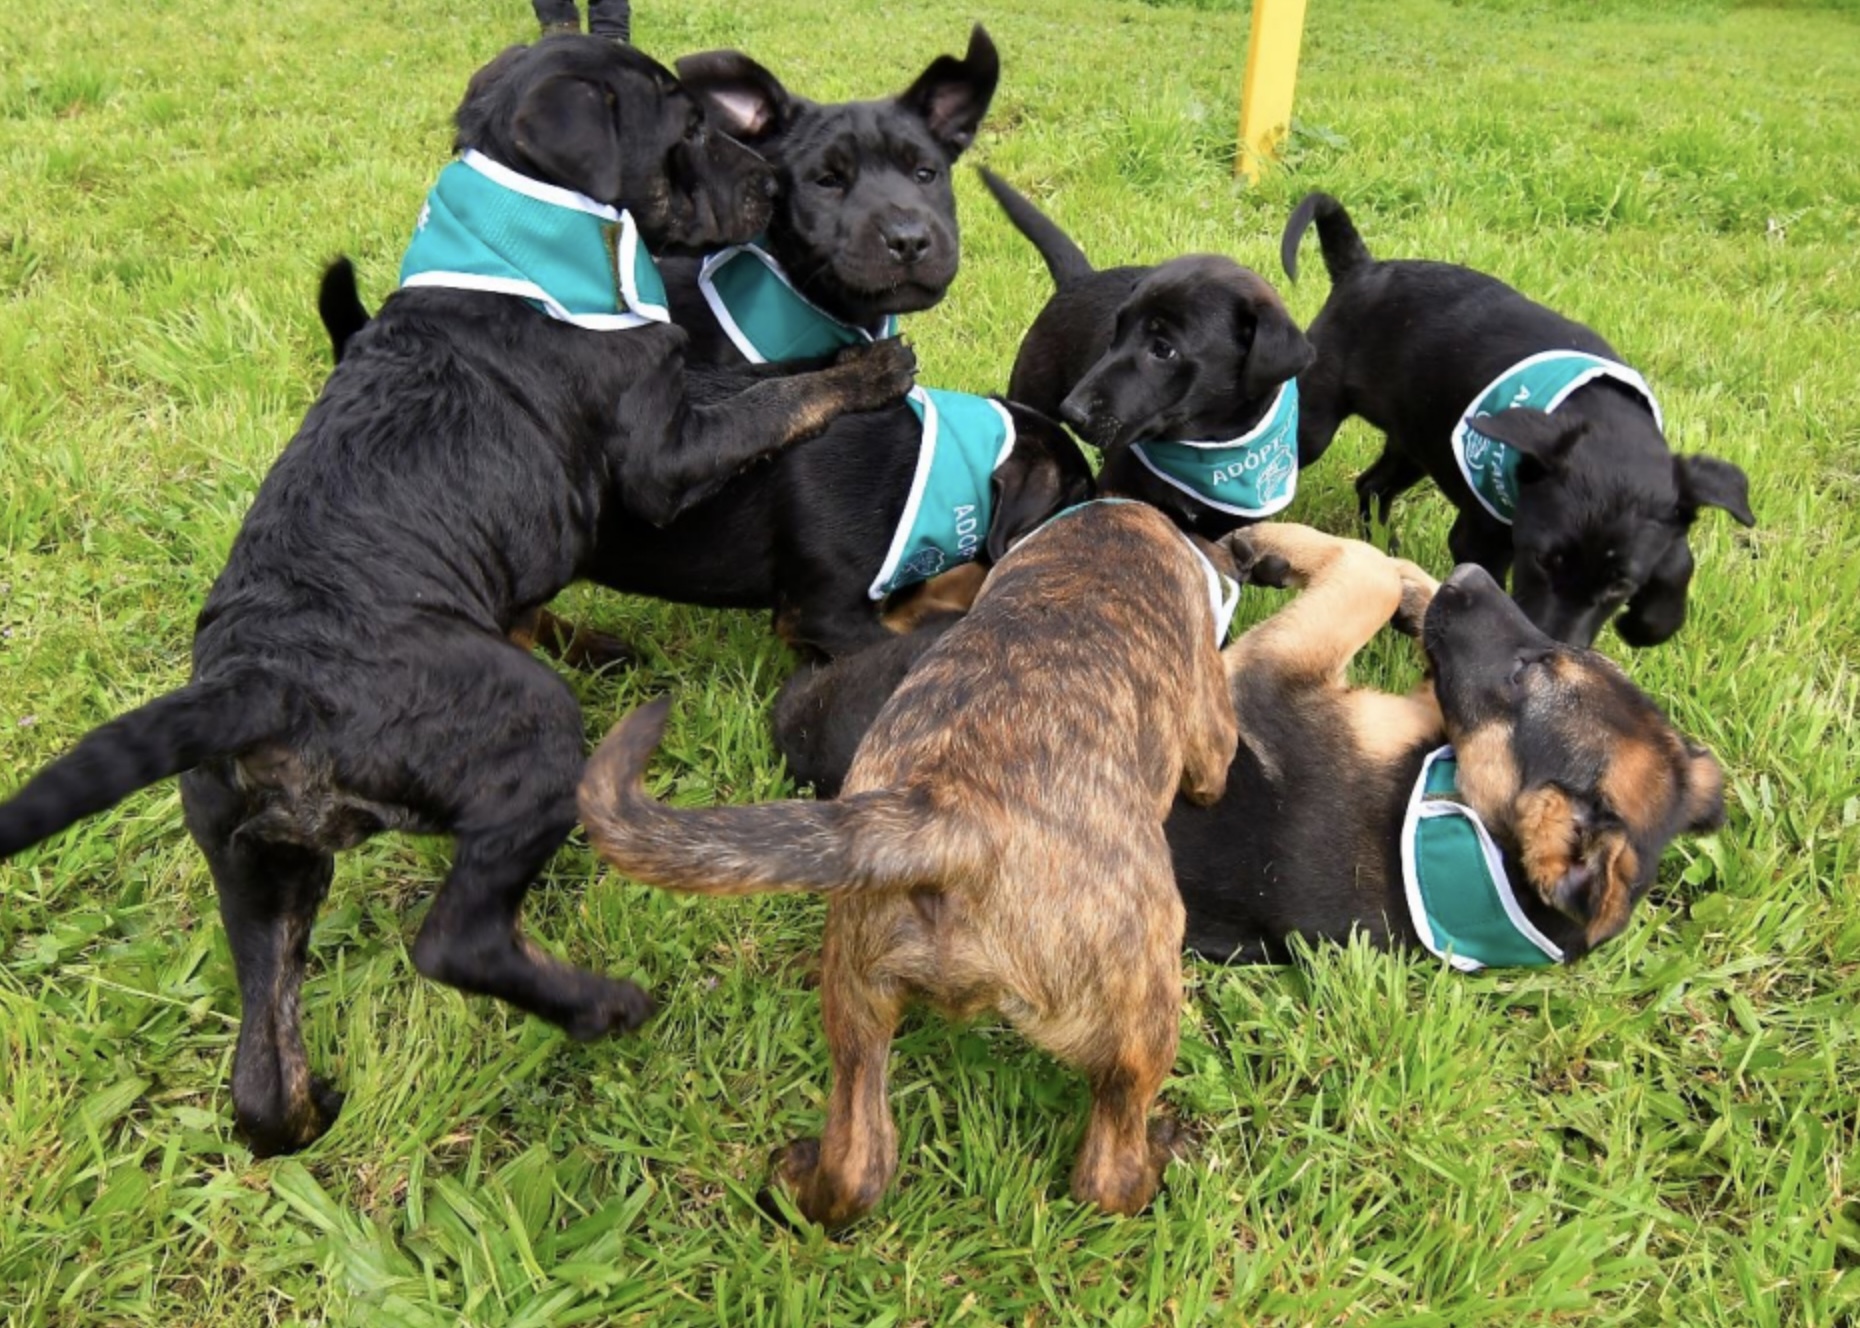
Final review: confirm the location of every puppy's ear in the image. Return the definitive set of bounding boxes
[1512,784,1642,948]
[512,74,625,201]
[985,447,1070,563]
[1473,409,1587,480]
[1679,741,1727,833]
[1237,296,1314,401]
[675,50,799,144]
[897,24,1000,158]
[1675,454,1756,528]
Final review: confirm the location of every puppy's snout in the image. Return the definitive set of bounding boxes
[1442,564,1499,598]
[882,217,932,266]
[1059,389,1096,432]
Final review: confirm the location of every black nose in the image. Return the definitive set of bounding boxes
[882,219,932,265]
[1059,392,1093,431]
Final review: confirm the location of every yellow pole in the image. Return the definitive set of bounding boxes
[1236,0,1309,182]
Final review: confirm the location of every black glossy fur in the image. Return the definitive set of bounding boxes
[979,168,1315,538]
[771,528,1727,965]
[0,36,915,1158]
[1281,191,1756,648]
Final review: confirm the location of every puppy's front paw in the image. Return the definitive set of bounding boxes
[1222,531,1294,589]
[1390,559,1439,636]
[831,337,918,411]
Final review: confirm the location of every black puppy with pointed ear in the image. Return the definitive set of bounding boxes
[668,26,1000,336]
[1282,190,1756,649]
[978,170,1315,539]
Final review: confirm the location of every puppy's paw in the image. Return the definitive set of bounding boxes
[564,977,656,1042]
[757,1137,822,1227]
[831,337,918,411]
[1148,1115,1198,1168]
[1390,559,1440,636]
[1222,531,1294,589]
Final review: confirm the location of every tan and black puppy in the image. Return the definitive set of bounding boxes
[775,525,1727,967]
[579,501,1241,1223]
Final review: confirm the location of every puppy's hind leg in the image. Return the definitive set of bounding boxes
[183,767,341,1157]
[1354,442,1424,547]
[408,647,652,1040]
[766,913,908,1227]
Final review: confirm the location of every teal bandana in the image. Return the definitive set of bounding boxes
[398,149,670,330]
[869,388,1016,599]
[698,241,900,364]
[1400,747,1565,971]
[1128,380,1301,518]
[1007,499,1241,645]
[1453,350,1663,524]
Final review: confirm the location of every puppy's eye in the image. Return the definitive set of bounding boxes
[816,171,847,191]
[913,166,939,185]
[1149,338,1177,362]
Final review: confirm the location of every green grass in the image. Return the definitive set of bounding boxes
[2,0,1857,1322]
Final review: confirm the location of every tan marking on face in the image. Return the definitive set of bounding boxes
[1601,733,1675,835]
[1449,723,1521,827]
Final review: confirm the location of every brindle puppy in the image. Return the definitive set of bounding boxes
[577,501,1242,1223]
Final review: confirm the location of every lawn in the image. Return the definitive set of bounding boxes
[1,0,1857,1322]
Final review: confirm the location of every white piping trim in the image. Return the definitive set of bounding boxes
[459,148,624,221]
[868,387,940,600]
[401,270,655,330]
[1130,444,1299,518]
[697,242,885,365]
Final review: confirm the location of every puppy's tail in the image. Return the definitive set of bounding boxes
[1280,192,1374,283]
[0,671,294,860]
[317,257,373,365]
[579,698,991,897]
[978,168,1094,289]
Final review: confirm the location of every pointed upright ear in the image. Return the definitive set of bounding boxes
[1679,741,1727,832]
[512,74,625,201]
[674,50,799,144]
[984,424,1092,563]
[1474,409,1588,480]
[1238,295,1314,400]
[1513,784,1643,949]
[1675,454,1756,527]
[896,24,1000,158]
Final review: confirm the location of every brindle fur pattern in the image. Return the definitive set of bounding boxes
[579,502,1239,1223]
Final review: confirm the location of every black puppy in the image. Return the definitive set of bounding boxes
[0,36,913,1157]
[980,169,1315,538]
[1281,192,1755,647]
[319,27,1038,659]
[772,526,1728,967]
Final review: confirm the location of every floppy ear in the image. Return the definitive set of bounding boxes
[1473,409,1588,479]
[1675,454,1756,528]
[982,438,1086,565]
[1679,741,1727,832]
[512,73,625,200]
[1513,784,1642,949]
[674,50,799,144]
[896,24,1000,158]
[1238,297,1314,401]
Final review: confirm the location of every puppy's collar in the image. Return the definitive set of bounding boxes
[868,387,1016,600]
[698,241,899,364]
[1453,350,1663,524]
[1129,380,1301,518]
[398,149,671,330]
[1400,746,1565,971]
[1009,499,1241,645]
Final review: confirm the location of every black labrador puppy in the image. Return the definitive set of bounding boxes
[772,526,1727,967]
[979,168,1315,539]
[1281,192,1755,647]
[320,27,1044,659]
[0,35,912,1157]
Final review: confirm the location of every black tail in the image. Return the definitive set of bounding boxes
[0,671,293,859]
[1280,192,1375,283]
[978,167,1094,289]
[317,257,372,365]
[578,698,989,897]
